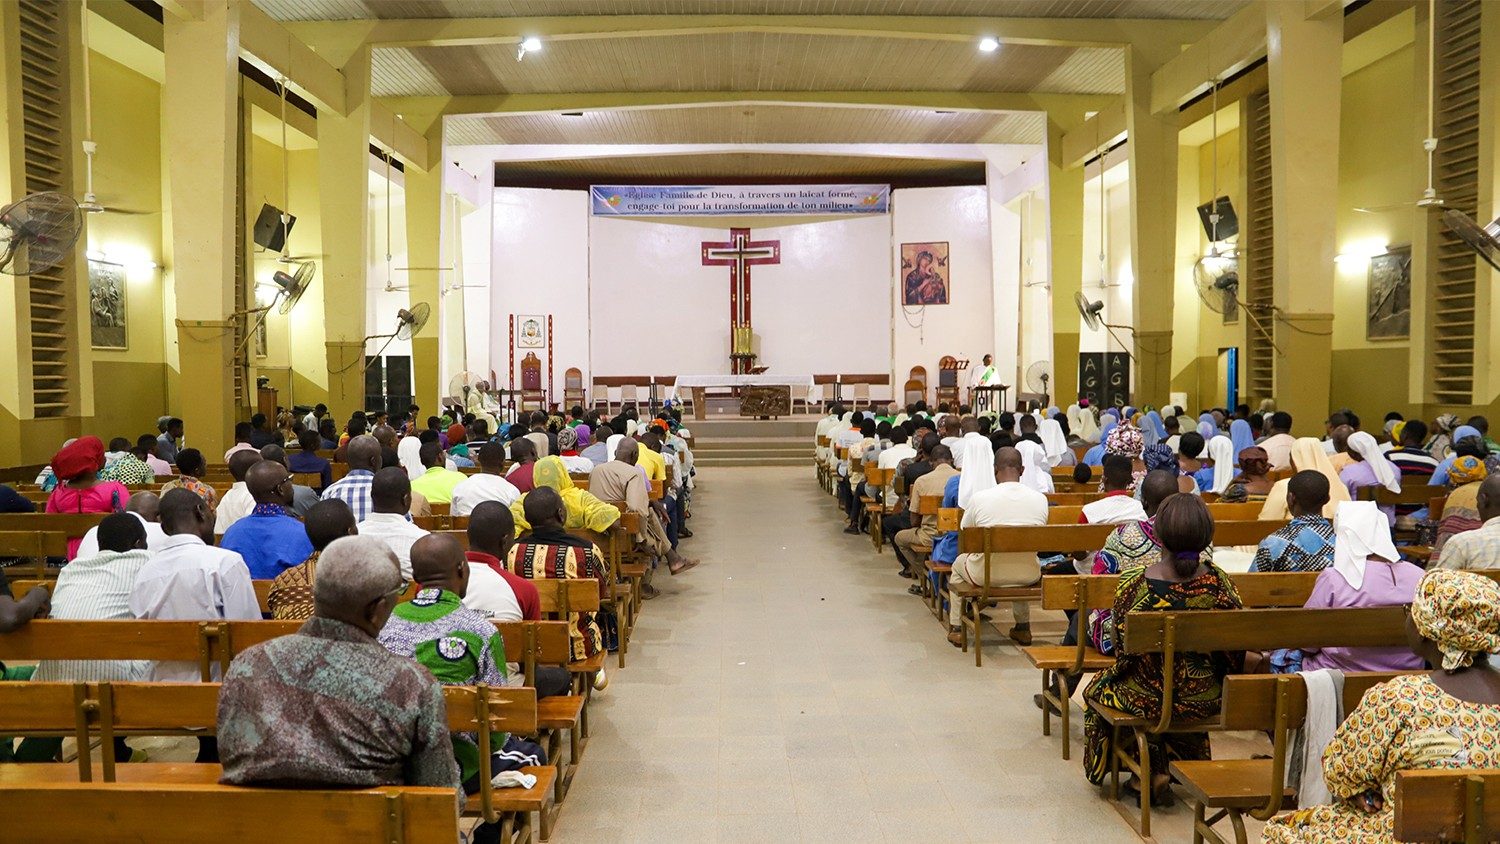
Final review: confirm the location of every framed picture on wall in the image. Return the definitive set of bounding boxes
[517,314,547,348]
[900,241,949,306]
[1367,246,1411,340]
[88,259,127,349]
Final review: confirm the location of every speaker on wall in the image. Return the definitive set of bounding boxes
[253,204,296,252]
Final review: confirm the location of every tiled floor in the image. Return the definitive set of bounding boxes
[551,465,1270,843]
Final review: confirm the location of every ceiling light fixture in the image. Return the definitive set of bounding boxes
[978,37,999,53]
[517,36,542,61]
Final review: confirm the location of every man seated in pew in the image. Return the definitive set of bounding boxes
[875,426,916,507]
[1287,501,1425,676]
[213,450,264,536]
[1263,570,1500,843]
[99,436,155,485]
[321,434,382,521]
[943,443,1048,648]
[506,437,541,495]
[1081,494,1244,807]
[1079,455,1147,525]
[0,482,34,514]
[379,532,545,842]
[1250,471,1335,573]
[880,431,935,567]
[589,439,695,586]
[1433,473,1500,572]
[357,468,431,580]
[451,442,521,518]
[1261,411,1297,471]
[411,440,469,506]
[77,492,167,558]
[892,443,955,580]
[506,487,608,686]
[259,444,319,517]
[219,535,461,810]
[287,429,334,493]
[268,499,357,621]
[160,447,217,515]
[21,512,153,764]
[220,461,314,581]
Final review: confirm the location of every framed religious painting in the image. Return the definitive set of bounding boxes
[900,241,950,306]
[88,258,127,349]
[516,315,546,348]
[1367,246,1411,340]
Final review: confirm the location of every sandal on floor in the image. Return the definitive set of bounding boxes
[1032,694,1061,716]
[1120,779,1176,809]
[907,584,923,595]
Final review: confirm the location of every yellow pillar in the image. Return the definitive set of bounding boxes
[1049,121,1085,407]
[1125,46,1179,406]
[163,0,240,458]
[317,45,372,418]
[403,158,443,409]
[1267,3,1341,435]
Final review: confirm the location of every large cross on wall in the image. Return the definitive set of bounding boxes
[701,227,780,331]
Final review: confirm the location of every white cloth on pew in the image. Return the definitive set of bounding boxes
[491,770,538,789]
[1287,668,1345,808]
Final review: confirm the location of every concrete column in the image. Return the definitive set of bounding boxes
[1048,121,1085,407]
[317,45,372,418]
[1125,46,1179,406]
[163,0,240,458]
[403,158,443,409]
[1266,3,1341,434]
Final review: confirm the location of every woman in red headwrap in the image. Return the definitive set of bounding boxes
[45,436,130,559]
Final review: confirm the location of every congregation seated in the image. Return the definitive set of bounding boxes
[410,440,467,505]
[100,436,155,485]
[506,487,608,670]
[220,461,314,581]
[892,441,954,579]
[46,436,130,559]
[218,535,460,805]
[378,532,544,844]
[259,444,320,516]
[1262,570,1500,843]
[450,442,521,517]
[1250,470,1334,573]
[589,438,694,582]
[76,492,168,558]
[287,428,333,492]
[268,498,358,621]
[357,468,430,579]
[510,457,619,537]
[160,447,218,514]
[1081,494,1243,805]
[1434,472,1500,570]
[213,450,264,535]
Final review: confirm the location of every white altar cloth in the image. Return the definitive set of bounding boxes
[669,374,815,400]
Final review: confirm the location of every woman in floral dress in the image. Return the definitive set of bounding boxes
[1263,569,1500,842]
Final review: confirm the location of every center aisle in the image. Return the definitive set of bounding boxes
[554,465,1244,842]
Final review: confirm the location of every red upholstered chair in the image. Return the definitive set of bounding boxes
[521,353,545,411]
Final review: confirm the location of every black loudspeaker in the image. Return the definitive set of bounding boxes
[253,204,296,252]
[1196,196,1238,242]
[384,356,412,417]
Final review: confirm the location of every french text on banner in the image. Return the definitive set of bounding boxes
[590,184,890,217]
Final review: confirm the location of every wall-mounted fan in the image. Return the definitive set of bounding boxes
[1025,360,1052,406]
[1441,209,1500,272]
[0,192,83,275]
[361,303,431,370]
[1193,253,1241,316]
[235,260,314,353]
[1075,291,1137,361]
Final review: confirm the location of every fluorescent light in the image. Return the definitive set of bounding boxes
[978,37,999,53]
[521,37,542,53]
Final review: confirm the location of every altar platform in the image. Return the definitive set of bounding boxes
[686,416,817,468]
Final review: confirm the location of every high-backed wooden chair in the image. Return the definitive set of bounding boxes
[936,356,961,407]
[520,353,545,411]
[562,368,584,409]
[903,379,924,406]
[909,365,928,394]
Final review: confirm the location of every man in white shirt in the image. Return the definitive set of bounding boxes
[301,403,326,432]
[450,442,521,517]
[214,450,263,536]
[130,489,260,699]
[814,403,845,468]
[876,427,917,506]
[1080,456,1148,525]
[1260,411,1297,472]
[947,447,1049,648]
[76,493,169,559]
[356,467,430,579]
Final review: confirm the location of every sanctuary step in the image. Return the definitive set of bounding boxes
[692,437,811,468]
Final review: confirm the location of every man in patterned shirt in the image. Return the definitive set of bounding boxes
[268,499,358,621]
[159,448,217,514]
[320,434,381,521]
[379,533,543,844]
[100,437,155,485]
[218,536,460,806]
[1252,471,1335,573]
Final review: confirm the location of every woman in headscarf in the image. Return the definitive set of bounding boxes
[1141,444,1198,496]
[1425,413,1461,460]
[1260,437,1353,520]
[1082,417,1118,467]
[554,427,595,474]
[396,435,425,481]
[1228,419,1256,463]
[1076,403,1102,445]
[1218,446,1273,503]
[45,436,130,559]
[1432,453,1488,557]
[1263,570,1500,844]
[509,456,621,536]
[1016,440,1054,493]
[1103,424,1146,491]
[1142,411,1167,446]
[1340,431,1403,513]
[922,436,994,598]
[1204,435,1236,495]
[1037,418,1073,468]
[1427,425,1484,487]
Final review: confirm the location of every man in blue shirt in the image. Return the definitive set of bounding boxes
[221,460,313,580]
[287,429,333,492]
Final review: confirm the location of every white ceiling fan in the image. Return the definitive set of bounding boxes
[1354,0,1445,215]
[77,0,149,217]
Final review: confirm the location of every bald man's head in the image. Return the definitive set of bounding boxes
[228,449,263,482]
[372,424,399,449]
[1478,475,1500,522]
[345,434,382,471]
[467,501,516,559]
[246,459,293,505]
[1141,470,1180,516]
[126,492,161,523]
[615,438,639,465]
[994,446,1023,481]
[409,533,468,597]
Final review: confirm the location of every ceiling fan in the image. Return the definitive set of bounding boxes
[1354,0,1445,214]
[77,0,149,216]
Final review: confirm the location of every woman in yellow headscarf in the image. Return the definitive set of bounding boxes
[510,455,621,535]
[1432,454,1487,557]
[1259,437,1352,521]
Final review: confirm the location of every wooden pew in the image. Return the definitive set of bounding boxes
[0,681,547,843]
[1170,672,1410,844]
[1393,769,1500,844]
[1026,569,1320,760]
[0,781,461,844]
[860,466,893,552]
[0,531,69,579]
[950,520,1289,666]
[1100,605,1410,836]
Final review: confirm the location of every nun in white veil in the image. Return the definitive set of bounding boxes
[397,435,425,481]
[1038,418,1073,468]
[1016,440,1055,494]
[956,436,998,509]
